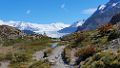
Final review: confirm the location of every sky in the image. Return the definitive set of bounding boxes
[0,0,109,24]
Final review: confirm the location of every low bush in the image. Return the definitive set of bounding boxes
[75,45,96,57]
[75,33,86,45]
[98,24,113,36]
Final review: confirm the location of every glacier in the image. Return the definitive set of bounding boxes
[0,20,70,38]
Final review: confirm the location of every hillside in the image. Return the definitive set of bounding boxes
[61,13,120,68]
[0,25,26,46]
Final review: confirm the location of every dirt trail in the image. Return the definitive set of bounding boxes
[47,46,71,68]
[32,43,71,68]
[33,50,45,61]
[0,61,10,68]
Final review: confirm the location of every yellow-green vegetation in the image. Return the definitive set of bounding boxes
[9,62,29,68]
[81,50,120,68]
[8,52,31,68]
[0,36,52,68]
[10,60,51,68]
[62,24,120,49]
[29,60,50,68]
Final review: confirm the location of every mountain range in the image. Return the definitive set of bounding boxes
[0,20,70,38]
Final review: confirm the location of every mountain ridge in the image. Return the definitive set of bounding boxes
[77,0,120,31]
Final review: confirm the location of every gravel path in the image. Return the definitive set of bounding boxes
[48,46,71,68]
[33,50,45,61]
[0,61,10,68]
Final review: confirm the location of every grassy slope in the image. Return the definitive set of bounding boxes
[61,24,120,67]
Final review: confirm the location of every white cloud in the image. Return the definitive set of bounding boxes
[26,10,31,14]
[61,3,65,9]
[82,8,97,15]
[60,3,68,12]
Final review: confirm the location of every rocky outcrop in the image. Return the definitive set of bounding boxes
[0,25,26,46]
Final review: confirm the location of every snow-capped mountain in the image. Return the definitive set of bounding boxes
[58,20,84,33]
[0,20,70,38]
[77,0,120,31]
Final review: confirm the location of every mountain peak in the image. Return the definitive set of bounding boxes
[109,0,120,3]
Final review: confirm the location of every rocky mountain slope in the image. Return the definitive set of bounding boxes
[77,0,120,31]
